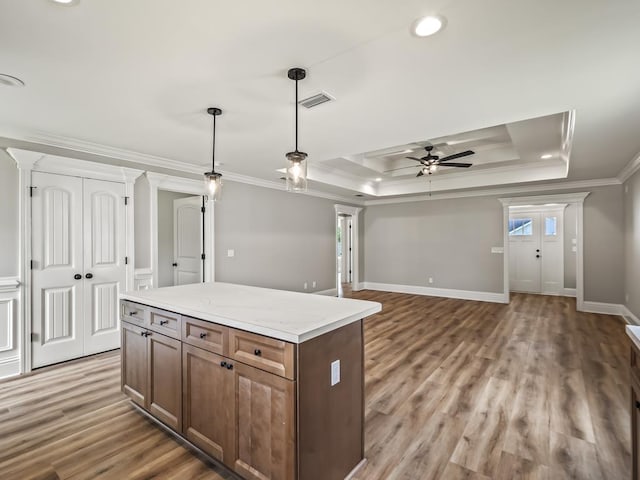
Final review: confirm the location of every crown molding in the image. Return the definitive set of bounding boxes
[363,178,619,206]
[617,150,640,183]
[499,192,589,206]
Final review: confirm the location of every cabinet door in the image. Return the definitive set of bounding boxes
[148,331,182,431]
[121,321,148,408]
[233,362,295,480]
[633,382,640,480]
[182,344,234,464]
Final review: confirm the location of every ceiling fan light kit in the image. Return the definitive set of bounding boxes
[285,67,308,193]
[204,107,223,201]
[406,145,474,176]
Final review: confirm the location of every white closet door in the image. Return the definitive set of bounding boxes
[31,172,85,368]
[173,196,203,286]
[83,178,126,355]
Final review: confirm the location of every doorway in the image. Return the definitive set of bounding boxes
[508,205,565,294]
[337,214,353,297]
[157,190,204,288]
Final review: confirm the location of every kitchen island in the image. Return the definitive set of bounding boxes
[119,282,381,480]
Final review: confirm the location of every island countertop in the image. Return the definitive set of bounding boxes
[120,282,382,343]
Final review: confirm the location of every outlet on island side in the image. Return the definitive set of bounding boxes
[312,281,316,288]
[331,359,341,386]
[303,282,308,290]
[428,277,434,284]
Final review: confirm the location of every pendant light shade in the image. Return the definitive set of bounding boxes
[285,68,308,192]
[204,107,223,201]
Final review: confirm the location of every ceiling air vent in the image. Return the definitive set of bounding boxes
[299,92,334,109]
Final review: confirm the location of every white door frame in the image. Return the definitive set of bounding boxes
[334,204,362,292]
[8,148,143,374]
[146,173,214,289]
[499,192,590,310]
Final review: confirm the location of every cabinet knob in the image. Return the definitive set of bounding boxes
[140,331,145,337]
[536,254,540,258]
[636,400,640,410]
[226,363,233,370]
[199,332,207,339]
[254,349,262,356]
[172,263,178,267]
[144,331,151,337]
[159,320,168,326]
[220,361,227,368]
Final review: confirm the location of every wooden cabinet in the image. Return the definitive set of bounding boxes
[632,344,640,480]
[233,362,295,480]
[182,344,234,464]
[121,300,363,480]
[121,320,182,431]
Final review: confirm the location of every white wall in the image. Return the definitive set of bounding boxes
[134,174,151,269]
[624,170,640,318]
[564,203,577,289]
[0,150,18,277]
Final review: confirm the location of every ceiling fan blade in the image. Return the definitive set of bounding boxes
[438,162,472,168]
[383,165,421,173]
[439,150,475,162]
[416,170,424,177]
[407,156,426,162]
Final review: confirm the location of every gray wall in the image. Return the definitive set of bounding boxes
[363,185,624,303]
[157,190,194,288]
[564,203,577,289]
[625,171,640,317]
[214,181,339,293]
[0,150,18,277]
[134,175,151,269]
[364,196,504,293]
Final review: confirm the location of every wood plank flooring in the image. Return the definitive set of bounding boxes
[0,292,631,479]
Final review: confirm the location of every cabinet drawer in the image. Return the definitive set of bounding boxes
[182,316,228,355]
[121,301,149,327]
[229,329,295,380]
[148,307,181,339]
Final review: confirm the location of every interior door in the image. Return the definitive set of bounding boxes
[508,213,541,293]
[31,172,85,367]
[83,178,126,354]
[173,196,203,286]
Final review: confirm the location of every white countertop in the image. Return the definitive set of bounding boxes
[120,282,382,344]
[627,325,640,352]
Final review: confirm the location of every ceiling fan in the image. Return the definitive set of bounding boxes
[387,145,475,177]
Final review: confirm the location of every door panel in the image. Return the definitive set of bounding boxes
[31,172,84,367]
[83,179,126,355]
[509,213,541,293]
[148,331,182,430]
[541,213,564,294]
[121,321,148,408]
[173,197,203,286]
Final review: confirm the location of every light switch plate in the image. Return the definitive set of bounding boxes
[227,249,235,257]
[491,247,504,254]
[331,360,340,386]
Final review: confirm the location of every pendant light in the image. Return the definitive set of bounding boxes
[204,107,223,201]
[285,67,308,192]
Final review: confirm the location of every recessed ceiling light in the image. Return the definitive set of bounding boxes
[412,15,446,37]
[0,74,25,87]
[541,154,553,159]
[375,177,382,182]
[51,0,79,5]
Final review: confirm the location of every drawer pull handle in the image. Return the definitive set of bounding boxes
[129,311,138,316]
[140,331,150,337]
[199,332,207,339]
[254,349,262,356]
[140,331,145,337]
[220,361,227,368]
[226,363,233,370]
[159,320,168,326]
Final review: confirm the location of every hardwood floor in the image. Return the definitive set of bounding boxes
[0,292,631,479]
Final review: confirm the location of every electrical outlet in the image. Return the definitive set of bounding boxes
[303,282,308,290]
[626,293,630,303]
[331,360,341,386]
[428,277,434,284]
[227,249,235,257]
[312,281,316,288]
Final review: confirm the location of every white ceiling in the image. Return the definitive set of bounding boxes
[1,0,639,199]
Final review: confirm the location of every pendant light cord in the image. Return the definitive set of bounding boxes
[211,113,216,173]
[295,77,299,153]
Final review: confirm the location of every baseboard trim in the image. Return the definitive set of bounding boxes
[0,356,21,379]
[581,301,624,316]
[313,288,337,296]
[563,288,577,297]
[361,282,507,304]
[621,305,640,326]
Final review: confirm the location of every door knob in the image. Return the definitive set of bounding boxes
[536,255,540,258]
[226,363,233,370]
[536,249,540,252]
[172,263,178,267]
[85,273,93,279]
[74,274,82,280]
